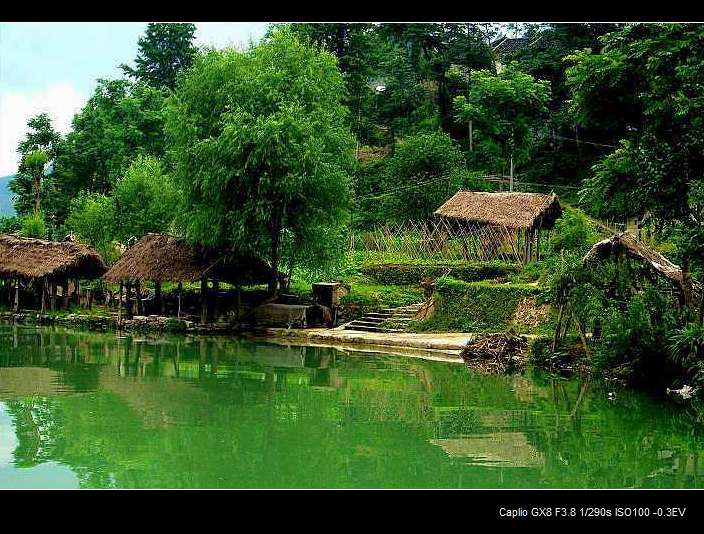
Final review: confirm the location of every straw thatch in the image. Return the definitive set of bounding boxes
[583,232,686,288]
[103,233,272,285]
[435,191,562,230]
[0,234,107,280]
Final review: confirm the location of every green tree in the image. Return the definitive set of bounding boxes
[10,113,62,218]
[567,23,704,311]
[453,67,550,174]
[65,192,117,262]
[20,150,49,213]
[19,210,47,239]
[112,155,180,241]
[59,79,166,198]
[379,131,466,222]
[122,23,197,90]
[166,28,355,292]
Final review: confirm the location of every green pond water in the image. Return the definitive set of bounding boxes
[0,324,703,489]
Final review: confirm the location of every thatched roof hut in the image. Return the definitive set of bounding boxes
[583,232,686,289]
[103,233,271,285]
[0,234,107,280]
[435,191,562,231]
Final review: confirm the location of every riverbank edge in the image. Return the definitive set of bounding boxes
[0,310,483,357]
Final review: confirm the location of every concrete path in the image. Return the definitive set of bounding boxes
[259,327,475,359]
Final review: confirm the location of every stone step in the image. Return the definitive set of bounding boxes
[343,324,405,333]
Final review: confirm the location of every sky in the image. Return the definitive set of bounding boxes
[0,22,270,176]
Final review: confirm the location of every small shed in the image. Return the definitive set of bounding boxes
[434,191,562,263]
[0,234,107,311]
[103,233,272,322]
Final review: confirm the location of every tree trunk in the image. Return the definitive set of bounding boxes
[34,174,41,213]
[681,256,695,313]
[268,207,282,295]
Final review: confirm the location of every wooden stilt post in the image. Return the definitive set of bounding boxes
[50,280,56,310]
[13,277,19,312]
[155,281,163,315]
[73,277,79,306]
[177,281,182,319]
[135,280,142,316]
[212,280,220,322]
[236,284,241,321]
[125,282,133,319]
[41,276,47,314]
[200,278,208,324]
[118,282,123,324]
[62,278,70,309]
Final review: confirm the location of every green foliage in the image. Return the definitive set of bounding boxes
[65,193,119,263]
[59,79,166,197]
[547,206,603,257]
[121,23,197,89]
[384,131,465,221]
[340,282,423,309]
[411,277,539,333]
[668,322,704,387]
[361,261,519,285]
[454,66,550,172]
[112,155,180,241]
[19,210,47,239]
[593,292,677,385]
[567,24,704,285]
[166,28,355,288]
[0,215,19,233]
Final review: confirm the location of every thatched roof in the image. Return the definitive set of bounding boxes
[435,191,562,230]
[103,233,272,285]
[583,232,685,287]
[0,234,107,280]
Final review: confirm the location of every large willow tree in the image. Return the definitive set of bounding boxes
[166,29,355,292]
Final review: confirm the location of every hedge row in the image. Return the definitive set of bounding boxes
[409,277,541,333]
[361,261,521,286]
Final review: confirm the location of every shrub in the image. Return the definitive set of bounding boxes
[410,277,540,333]
[19,210,47,238]
[361,261,520,285]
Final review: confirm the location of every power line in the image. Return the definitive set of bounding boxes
[551,134,619,150]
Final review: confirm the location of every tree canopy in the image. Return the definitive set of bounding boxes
[165,28,355,290]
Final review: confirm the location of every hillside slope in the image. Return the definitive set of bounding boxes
[0,175,15,216]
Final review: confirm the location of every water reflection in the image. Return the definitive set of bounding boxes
[0,325,702,488]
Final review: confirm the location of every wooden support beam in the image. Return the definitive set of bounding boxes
[135,280,142,315]
[200,278,208,324]
[177,281,183,319]
[155,281,163,315]
[62,278,70,309]
[50,281,56,311]
[41,277,47,314]
[13,277,19,312]
[125,282,133,319]
[118,282,123,323]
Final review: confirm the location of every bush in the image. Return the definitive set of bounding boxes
[361,261,520,285]
[410,277,540,333]
[19,210,47,238]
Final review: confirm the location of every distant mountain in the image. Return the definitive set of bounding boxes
[0,175,15,216]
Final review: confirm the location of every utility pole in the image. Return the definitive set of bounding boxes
[469,120,473,152]
[510,154,514,192]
